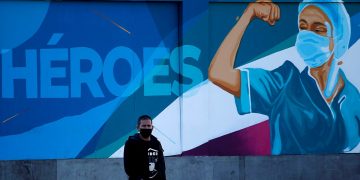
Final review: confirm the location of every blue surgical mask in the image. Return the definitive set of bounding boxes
[295,30,333,68]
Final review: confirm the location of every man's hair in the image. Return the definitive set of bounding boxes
[137,114,152,127]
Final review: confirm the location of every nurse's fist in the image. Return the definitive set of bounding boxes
[245,0,280,25]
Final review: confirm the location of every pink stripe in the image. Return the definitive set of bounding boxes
[182,120,271,156]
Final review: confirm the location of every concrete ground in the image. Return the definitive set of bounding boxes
[1,154,360,180]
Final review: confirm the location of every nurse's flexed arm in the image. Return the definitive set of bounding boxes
[208,0,280,97]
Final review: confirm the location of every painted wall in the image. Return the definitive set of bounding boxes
[0,0,359,160]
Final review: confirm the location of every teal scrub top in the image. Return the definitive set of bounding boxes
[235,61,360,154]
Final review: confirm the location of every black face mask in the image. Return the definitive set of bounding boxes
[140,128,152,138]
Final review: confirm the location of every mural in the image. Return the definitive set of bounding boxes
[208,0,360,154]
[0,0,359,160]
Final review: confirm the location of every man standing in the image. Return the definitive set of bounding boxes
[124,115,166,180]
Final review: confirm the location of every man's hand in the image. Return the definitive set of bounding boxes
[245,0,280,25]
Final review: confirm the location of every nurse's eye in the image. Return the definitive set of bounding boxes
[299,23,307,30]
[314,27,327,35]
[316,27,326,32]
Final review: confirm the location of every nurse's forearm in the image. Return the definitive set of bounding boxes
[208,8,253,97]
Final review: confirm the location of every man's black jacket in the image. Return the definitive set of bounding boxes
[124,133,166,180]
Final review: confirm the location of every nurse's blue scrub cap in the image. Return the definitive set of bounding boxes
[298,0,351,60]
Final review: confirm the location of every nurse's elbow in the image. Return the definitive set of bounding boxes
[208,66,223,86]
[208,66,217,83]
[208,68,241,97]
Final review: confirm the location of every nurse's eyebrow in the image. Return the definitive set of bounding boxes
[299,19,307,24]
[313,22,326,27]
